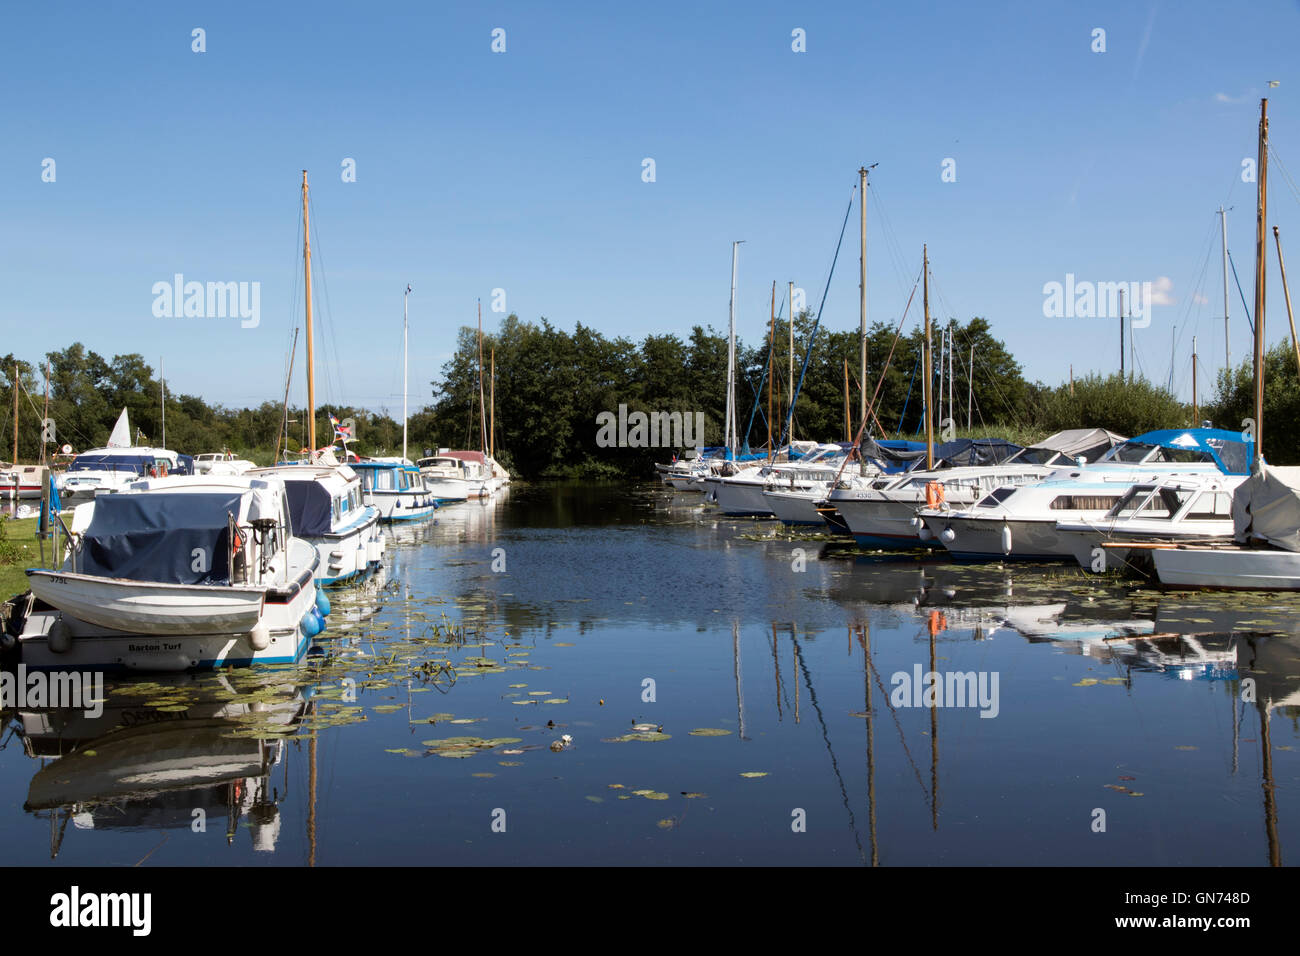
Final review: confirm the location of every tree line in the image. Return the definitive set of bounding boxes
[3,319,1293,478]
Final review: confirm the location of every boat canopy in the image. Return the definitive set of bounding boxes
[1232,464,1300,550]
[67,453,157,474]
[77,492,244,585]
[1099,428,1253,475]
[925,438,1024,469]
[282,480,334,537]
[1010,428,1127,465]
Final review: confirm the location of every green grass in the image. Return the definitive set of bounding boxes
[0,515,60,600]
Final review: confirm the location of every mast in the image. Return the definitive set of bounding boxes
[478,300,488,454]
[40,362,49,465]
[948,327,954,428]
[1119,288,1125,380]
[726,242,741,457]
[1274,227,1300,377]
[1192,336,1199,424]
[403,285,410,462]
[1221,205,1231,370]
[490,348,496,460]
[858,165,873,435]
[11,364,17,464]
[767,282,775,460]
[1252,98,1268,471]
[277,328,300,463]
[967,344,973,429]
[301,171,316,456]
[843,358,851,441]
[937,328,944,434]
[160,356,165,450]
[923,246,933,469]
[788,279,795,444]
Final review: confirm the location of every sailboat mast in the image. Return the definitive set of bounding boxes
[1221,205,1230,371]
[767,281,775,459]
[727,242,741,457]
[490,348,496,460]
[301,171,316,455]
[923,246,933,469]
[11,364,17,464]
[403,285,410,462]
[788,279,795,444]
[858,165,870,435]
[160,356,165,450]
[967,345,973,430]
[476,302,484,453]
[40,362,49,466]
[1252,98,1268,471]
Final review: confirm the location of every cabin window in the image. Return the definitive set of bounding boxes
[977,487,1019,508]
[1185,492,1233,520]
[1049,495,1122,511]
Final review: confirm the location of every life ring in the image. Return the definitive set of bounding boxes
[924,481,945,508]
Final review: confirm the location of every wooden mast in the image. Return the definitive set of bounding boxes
[1273,226,1300,376]
[40,362,49,465]
[11,364,18,464]
[301,171,316,456]
[1252,98,1268,471]
[478,300,488,454]
[767,282,775,460]
[923,247,933,469]
[843,359,851,441]
[490,348,496,460]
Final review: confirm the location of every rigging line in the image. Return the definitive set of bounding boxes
[1226,249,1256,338]
[1167,214,1221,396]
[833,271,921,485]
[791,634,867,865]
[1269,145,1300,208]
[896,353,919,438]
[869,184,919,303]
[863,636,933,807]
[778,182,857,448]
[931,277,1023,428]
[307,193,347,414]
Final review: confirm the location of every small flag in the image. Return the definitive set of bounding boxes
[406,284,412,294]
[1269,80,1280,88]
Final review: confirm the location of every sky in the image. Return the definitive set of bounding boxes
[2,0,1299,420]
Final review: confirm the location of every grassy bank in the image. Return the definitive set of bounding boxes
[0,516,58,599]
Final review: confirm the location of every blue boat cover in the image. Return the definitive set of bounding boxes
[77,492,242,585]
[67,454,154,474]
[284,481,332,538]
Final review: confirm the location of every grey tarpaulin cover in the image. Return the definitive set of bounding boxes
[78,492,243,585]
[1021,428,1127,463]
[1232,465,1300,550]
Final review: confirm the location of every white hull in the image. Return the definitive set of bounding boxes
[762,487,831,525]
[421,475,470,502]
[1152,546,1300,590]
[27,571,271,634]
[708,478,773,517]
[366,489,438,522]
[310,510,385,587]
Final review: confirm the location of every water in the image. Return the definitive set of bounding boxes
[1,481,1297,866]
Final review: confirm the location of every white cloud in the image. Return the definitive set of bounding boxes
[1193,293,1209,305]
[1150,276,1175,306]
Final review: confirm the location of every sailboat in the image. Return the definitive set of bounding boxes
[1150,98,1300,588]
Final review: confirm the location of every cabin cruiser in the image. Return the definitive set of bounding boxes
[351,459,438,522]
[193,452,256,475]
[55,408,189,500]
[0,464,47,499]
[917,429,1253,561]
[249,463,384,586]
[1054,474,1241,574]
[416,454,473,502]
[10,474,327,670]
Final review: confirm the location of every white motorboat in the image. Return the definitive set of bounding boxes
[194,452,256,475]
[1055,475,1240,574]
[13,474,327,670]
[57,410,187,500]
[351,459,438,522]
[417,454,471,502]
[0,464,47,499]
[1151,465,1300,590]
[248,462,384,586]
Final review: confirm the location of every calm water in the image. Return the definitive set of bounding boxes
[2,481,1298,866]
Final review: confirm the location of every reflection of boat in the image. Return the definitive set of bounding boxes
[16,474,325,670]
[14,675,309,856]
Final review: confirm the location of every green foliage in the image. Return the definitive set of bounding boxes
[1030,373,1190,438]
[1203,339,1300,464]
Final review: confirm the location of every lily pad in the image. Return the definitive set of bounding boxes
[688,728,732,737]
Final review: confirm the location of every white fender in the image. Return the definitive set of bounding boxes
[248,622,271,651]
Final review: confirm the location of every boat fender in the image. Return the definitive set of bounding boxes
[910,516,921,528]
[301,610,322,638]
[917,525,932,541]
[48,617,72,654]
[312,608,327,633]
[1001,522,1013,555]
[249,622,271,651]
[315,591,331,617]
[941,527,956,543]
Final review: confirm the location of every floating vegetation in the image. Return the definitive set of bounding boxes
[739,772,768,778]
[371,704,405,714]
[1073,678,1099,687]
[681,792,707,799]
[543,698,568,704]
[688,728,731,737]
[603,731,671,743]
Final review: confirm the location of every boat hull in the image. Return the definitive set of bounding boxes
[26,571,269,635]
[1152,546,1300,590]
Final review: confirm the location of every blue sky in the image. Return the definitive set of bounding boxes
[2,0,1298,419]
